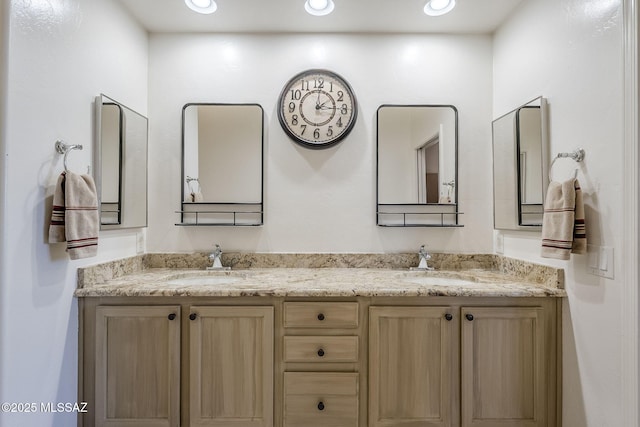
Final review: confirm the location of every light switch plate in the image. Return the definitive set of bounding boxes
[494,232,504,254]
[136,232,145,254]
[587,244,614,279]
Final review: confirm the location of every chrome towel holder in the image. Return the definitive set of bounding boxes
[548,148,585,181]
[55,140,83,172]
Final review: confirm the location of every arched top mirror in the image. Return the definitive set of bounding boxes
[376,104,461,227]
[178,103,264,226]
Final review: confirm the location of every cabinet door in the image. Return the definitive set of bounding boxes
[461,307,545,427]
[369,306,456,427]
[95,305,181,427]
[189,306,274,427]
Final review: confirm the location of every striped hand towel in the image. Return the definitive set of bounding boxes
[541,178,587,260]
[48,171,99,259]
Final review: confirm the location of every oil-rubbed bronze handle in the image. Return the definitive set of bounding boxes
[444,313,453,321]
[317,401,325,411]
[465,313,474,321]
[317,313,325,321]
[189,313,197,321]
[168,313,177,321]
[317,348,325,357]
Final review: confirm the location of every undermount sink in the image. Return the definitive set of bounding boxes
[401,276,476,286]
[399,270,480,286]
[166,271,248,286]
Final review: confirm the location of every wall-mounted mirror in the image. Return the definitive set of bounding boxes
[178,103,264,226]
[492,96,548,230]
[95,94,148,229]
[376,105,461,227]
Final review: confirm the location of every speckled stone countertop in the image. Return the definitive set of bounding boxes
[75,253,565,298]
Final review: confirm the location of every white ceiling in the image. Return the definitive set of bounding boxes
[117,0,526,34]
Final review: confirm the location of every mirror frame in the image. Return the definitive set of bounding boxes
[94,94,148,230]
[492,96,549,230]
[376,104,461,227]
[178,103,265,227]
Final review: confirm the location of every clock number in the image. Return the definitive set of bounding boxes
[300,124,307,135]
[341,104,348,114]
[327,126,333,137]
[290,89,302,100]
[313,128,320,139]
[314,78,325,89]
[300,79,310,91]
[337,91,344,102]
[291,114,299,125]
[288,102,296,113]
[336,117,343,127]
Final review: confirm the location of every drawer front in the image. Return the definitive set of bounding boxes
[284,372,358,427]
[284,302,359,328]
[284,395,358,427]
[284,336,359,363]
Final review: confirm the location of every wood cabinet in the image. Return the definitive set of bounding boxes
[81,297,558,427]
[461,307,546,427]
[282,302,361,427]
[369,303,557,427]
[369,306,456,427]
[84,301,273,427]
[94,305,181,427]
[189,306,274,427]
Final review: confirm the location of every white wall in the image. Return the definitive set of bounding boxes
[0,1,148,426]
[493,0,625,425]
[148,33,494,253]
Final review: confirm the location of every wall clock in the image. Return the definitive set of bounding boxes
[277,69,358,149]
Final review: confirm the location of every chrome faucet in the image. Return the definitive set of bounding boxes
[413,245,434,271]
[207,244,230,270]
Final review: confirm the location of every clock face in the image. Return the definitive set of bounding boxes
[277,69,358,149]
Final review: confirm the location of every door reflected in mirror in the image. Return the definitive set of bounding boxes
[96,94,148,229]
[377,105,461,227]
[492,96,548,230]
[179,103,264,226]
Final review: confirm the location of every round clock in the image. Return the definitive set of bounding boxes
[277,69,358,149]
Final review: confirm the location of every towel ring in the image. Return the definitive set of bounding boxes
[548,148,585,181]
[55,140,83,172]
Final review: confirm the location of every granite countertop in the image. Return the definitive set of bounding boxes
[74,253,566,298]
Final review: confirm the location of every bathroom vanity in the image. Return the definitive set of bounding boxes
[76,253,564,427]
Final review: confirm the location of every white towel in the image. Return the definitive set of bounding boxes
[48,171,99,259]
[541,178,586,260]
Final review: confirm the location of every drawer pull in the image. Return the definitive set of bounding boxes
[189,313,197,321]
[168,313,177,321]
[317,401,325,411]
[465,313,474,321]
[317,313,325,321]
[444,313,453,321]
[317,348,325,357]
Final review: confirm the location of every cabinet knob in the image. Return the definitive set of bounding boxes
[444,313,453,321]
[317,348,325,357]
[317,313,325,321]
[168,313,177,321]
[465,313,474,321]
[189,313,197,321]
[317,401,325,411]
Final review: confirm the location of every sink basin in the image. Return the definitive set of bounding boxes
[401,276,476,286]
[166,271,248,286]
[398,270,480,287]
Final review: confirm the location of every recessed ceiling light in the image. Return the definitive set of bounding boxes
[305,0,335,16]
[423,0,455,16]
[185,0,217,14]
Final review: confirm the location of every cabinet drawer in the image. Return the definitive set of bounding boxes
[284,302,359,328]
[284,372,358,427]
[284,336,358,363]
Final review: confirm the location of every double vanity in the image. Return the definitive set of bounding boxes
[76,252,564,427]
